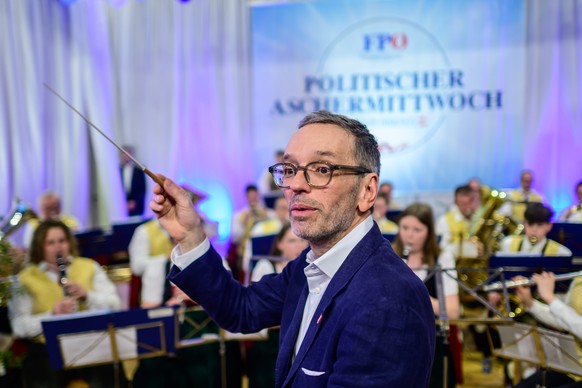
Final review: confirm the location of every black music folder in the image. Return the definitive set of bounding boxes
[250,234,277,256]
[548,222,582,257]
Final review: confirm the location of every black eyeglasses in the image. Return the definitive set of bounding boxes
[268,161,372,189]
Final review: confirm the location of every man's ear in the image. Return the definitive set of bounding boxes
[358,174,378,213]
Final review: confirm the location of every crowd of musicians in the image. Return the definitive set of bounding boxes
[1,154,581,388]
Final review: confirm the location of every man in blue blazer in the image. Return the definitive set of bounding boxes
[151,110,436,387]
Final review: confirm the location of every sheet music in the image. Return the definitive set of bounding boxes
[494,323,582,377]
[59,327,137,367]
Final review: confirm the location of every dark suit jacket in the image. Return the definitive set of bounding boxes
[169,223,436,387]
[121,165,146,216]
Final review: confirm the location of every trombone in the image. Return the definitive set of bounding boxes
[482,270,582,292]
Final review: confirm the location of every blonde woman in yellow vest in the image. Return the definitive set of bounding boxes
[498,203,572,256]
[513,272,582,386]
[9,220,121,387]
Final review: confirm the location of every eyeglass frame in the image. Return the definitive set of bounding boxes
[268,161,372,189]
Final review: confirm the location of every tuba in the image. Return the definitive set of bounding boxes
[0,198,38,241]
[470,189,508,255]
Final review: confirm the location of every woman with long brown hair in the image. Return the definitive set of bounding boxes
[393,203,460,388]
[10,219,121,387]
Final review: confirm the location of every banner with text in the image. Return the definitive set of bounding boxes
[251,0,525,193]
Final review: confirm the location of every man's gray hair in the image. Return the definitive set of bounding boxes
[298,110,380,175]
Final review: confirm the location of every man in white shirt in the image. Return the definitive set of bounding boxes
[150,110,435,387]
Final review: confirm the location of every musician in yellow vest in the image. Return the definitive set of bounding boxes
[372,192,398,234]
[559,181,582,222]
[9,220,121,387]
[22,191,80,248]
[498,170,545,224]
[512,272,582,386]
[498,202,572,256]
[436,184,480,253]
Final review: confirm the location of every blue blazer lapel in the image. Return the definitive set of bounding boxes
[276,284,309,387]
[282,225,384,386]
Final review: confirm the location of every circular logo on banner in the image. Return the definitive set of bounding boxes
[315,17,452,155]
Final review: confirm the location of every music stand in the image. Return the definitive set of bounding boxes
[250,234,277,256]
[490,322,582,387]
[74,228,112,266]
[111,218,150,263]
[42,306,177,387]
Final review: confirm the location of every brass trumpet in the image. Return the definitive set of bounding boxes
[483,270,582,292]
[0,198,37,241]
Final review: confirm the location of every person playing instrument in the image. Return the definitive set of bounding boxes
[498,202,572,256]
[22,191,80,248]
[393,203,460,388]
[231,184,278,245]
[559,181,582,222]
[372,192,398,234]
[436,184,481,255]
[233,184,281,278]
[512,272,582,387]
[150,110,436,387]
[9,220,121,387]
[498,169,545,224]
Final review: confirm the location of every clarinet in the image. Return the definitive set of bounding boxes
[56,253,70,296]
[402,245,412,262]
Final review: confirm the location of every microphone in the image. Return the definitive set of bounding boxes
[402,245,412,262]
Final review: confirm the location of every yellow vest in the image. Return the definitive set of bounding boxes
[508,191,543,223]
[143,220,174,257]
[251,218,282,237]
[27,215,80,231]
[377,218,398,234]
[508,235,560,256]
[445,212,470,244]
[18,257,95,314]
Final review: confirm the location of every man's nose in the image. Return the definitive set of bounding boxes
[288,170,311,192]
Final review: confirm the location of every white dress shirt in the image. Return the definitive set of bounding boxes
[294,216,373,356]
[128,220,171,276]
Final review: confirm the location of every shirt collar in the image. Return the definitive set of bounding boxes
[305,216,374,279]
